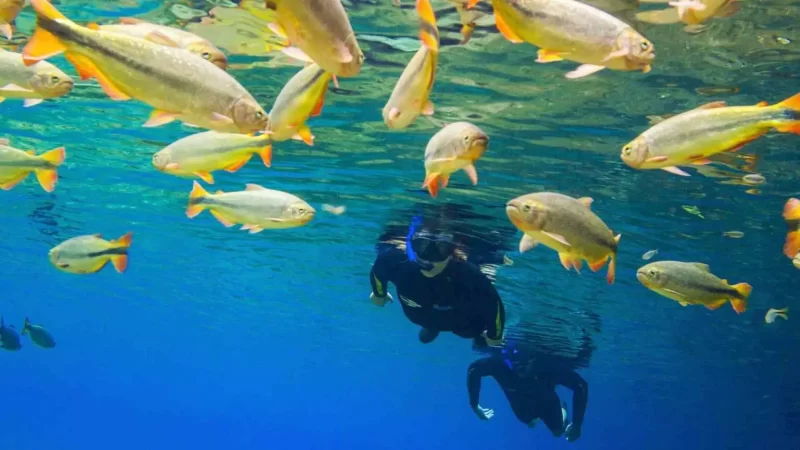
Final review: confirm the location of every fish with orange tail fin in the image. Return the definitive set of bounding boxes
[22,0,268,134]
[267,63,332,146]
[490,0,654,79]
[621,93,800,177]
[0,139,65,192]
[505,192,620,284]
[49,232,133,275]
[422,122,489,198]
[636,0,740,26]
[637,261,751,314]
[783,198,800,261]
[263,0,363,86]
[0,0,24,40]
[382,0,440,130]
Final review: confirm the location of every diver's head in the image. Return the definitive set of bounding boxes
[410,228,456,277]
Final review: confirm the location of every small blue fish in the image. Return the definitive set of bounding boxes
[0,316,22,351]
[22,317,56,348]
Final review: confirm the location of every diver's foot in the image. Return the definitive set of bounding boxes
[419,327,440,344]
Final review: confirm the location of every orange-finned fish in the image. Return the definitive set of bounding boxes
[636,0,740,26]
[92,17,229,70]
[267,63,332,146]
[264,0,364,87]
[0,138,65,192]
[22,0,269,134]
[0,0,23,40]
[0,48,74,107]
[783,198,800,260]
[49,232,133,274]
[506,192,620,284]
[489,0,654,79]
[621,94,800,177]
[422,122,489,198]
[382,0,439,130]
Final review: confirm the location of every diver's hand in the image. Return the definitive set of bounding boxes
[565,423,581,442]
[370,292,393,307]
[473,405,494,421]
[482,331,502,346]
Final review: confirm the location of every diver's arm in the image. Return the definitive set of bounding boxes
[559,371,589,429]
[369,249,403,303]
[475,275,506,343]
[467,357,504,408]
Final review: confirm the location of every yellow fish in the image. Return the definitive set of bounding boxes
[22,0,269,134]
[621,94,800,177]
[267,63,332,146]
[783,198,800,260]
[382,0,439,130]
[187,181,316,233]
[422,122,489,198]
[449,0,489,45]
[637,261,751,314]
[636,0,740,26]
[0,139,65,192]
[264,0,364,86]
[0,48,74,107]
[490,0,654,79]
[0,0,23,40]
[153,131,273,184]
[92,17,229,70]
[49,232,133,274]
[765,307,788,324]
[506,192,620,284]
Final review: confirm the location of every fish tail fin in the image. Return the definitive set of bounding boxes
[32,146,65,192]
[258,144,272,168]
[422,172,441,198]
[775,92,800,134]
[784,230,800,259]
[416,0,439,52]
[22,317,30,336]
[783,198,800,221]
[187,181,209,218]
[23,0,72,66]
[110,232,132,273]
[730,283,752,314]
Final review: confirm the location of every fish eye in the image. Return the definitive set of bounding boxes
[640,42,650,50]
[202,52,211,60]
[463,135,470,143]
[255,111,264,119]
[522,204,532,212]
[623,145,632,155]
[50,75,60,83]
[649,269,657,276]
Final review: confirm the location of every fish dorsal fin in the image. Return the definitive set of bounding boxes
[0,138,9,146]
[245,184,267,191]
[577,197,593,209]
[755,101,768,107]
[93,233,103,238]
[119,17,145,25]
[692,263,710,272]
[26,150,35,155]
[87,22,100,30]
[691,101,727,112]
[215,190,224,195]
[144,31,180,48]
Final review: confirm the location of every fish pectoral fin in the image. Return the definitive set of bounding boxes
[493,6,524,43]
[663,288,688,301]
[519,234,538,253]
[64,53,131,101]
[143,110,179,127]
[542,231,571,247]
[209,210,236,228]
[0,171,30,191]
[645,156,669,163]
[194,171,214,184]
[565,64,606,80]
[536,49,566,63]
[24,99,44,108]
[144,31,181,48]
[0,83,34,93]
[661,166,691,176]
[463,163,478,185]
[210,112,235,128]
[280,46,314,63]
[705,299,728,311]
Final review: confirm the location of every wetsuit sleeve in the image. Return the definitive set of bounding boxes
[466,357,506,408]
[474,273,505,340]
[369,249,403,297]
[558,371,589,428]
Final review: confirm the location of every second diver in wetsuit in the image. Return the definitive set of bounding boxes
[368,227,505,347]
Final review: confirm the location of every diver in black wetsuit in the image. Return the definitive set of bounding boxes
[467,354,588,442]
[368,226,506,347]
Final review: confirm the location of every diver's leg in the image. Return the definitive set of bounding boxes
[418,327,440,343]
[539,390,568,437]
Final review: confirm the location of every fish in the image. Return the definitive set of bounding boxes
[0,48,74,107]
[267,63,332,146]
[0,0,24,40]
[322,204,346,215]
[91,17,229,70]
[783,198,800,259]
[153,131,273,184]
[186,181,316,232]
[0,317,21,351]
[636,0,740,26]
[382,0,440,130]
[764,307,788,324]
[636,260,751,314]
[794,253,800,270]
[621,94,800,177]
[642,249,658,260]
[264,0,364,84]
[22,317,56,348]
[449,0,490,45]
[49,232,133,274]
[506,192,620,284]
[489,0,655,79]
[22,0,269,134]
[0,139,65,192]
[421,121,489,198]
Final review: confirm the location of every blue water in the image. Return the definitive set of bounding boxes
[2,0,800,449]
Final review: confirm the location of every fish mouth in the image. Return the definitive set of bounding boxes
[636,270,649,286]
[505,203,524,228]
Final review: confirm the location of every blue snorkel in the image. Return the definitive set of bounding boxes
[406,212,435,271]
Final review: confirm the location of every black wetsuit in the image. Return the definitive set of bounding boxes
[467,356,588,434]
[369,248,505,342]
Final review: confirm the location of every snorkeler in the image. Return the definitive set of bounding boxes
[368,225,506,347]
[467,354,588,442]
